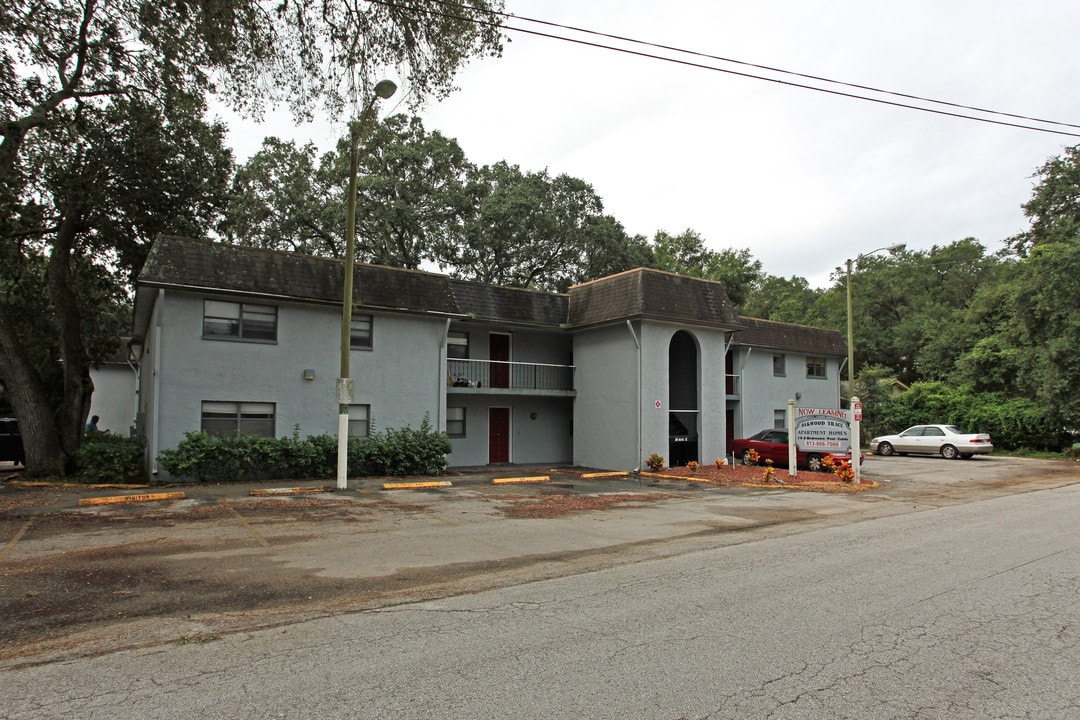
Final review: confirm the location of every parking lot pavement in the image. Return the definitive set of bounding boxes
[3,457,1079,667]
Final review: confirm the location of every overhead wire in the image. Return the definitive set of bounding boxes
[375,0,1080,139]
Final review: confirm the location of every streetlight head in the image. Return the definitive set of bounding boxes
[887,243,906,253]
[374,79,397,100]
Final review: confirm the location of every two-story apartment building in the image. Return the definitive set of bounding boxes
[130,236,845,478]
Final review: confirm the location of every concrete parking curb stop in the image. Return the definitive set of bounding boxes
[78,492,186,507]
[492,476,550,485]
[381,480,454,490]
[250,487,333,496]
[580,471,629,479]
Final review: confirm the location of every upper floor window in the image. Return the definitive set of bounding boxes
[806,356,827,379]
[350,314,373,350]
[202,401,275,437]
[203,300,277,342]
[447,331,470,359]
[772,354,786,376]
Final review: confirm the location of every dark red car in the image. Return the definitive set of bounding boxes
[730,429,856,471]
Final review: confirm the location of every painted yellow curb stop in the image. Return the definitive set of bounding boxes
[79,491,186,507]
[580,471,629,479]
[250,486,332,496]
[381,480,453,490]
[492,476,550,485]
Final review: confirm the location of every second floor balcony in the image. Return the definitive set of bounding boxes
[447,358,575,396]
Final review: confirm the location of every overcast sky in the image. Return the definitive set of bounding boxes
[223,0,1080,288]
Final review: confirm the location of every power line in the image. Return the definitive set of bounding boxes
[383,0,1080,139]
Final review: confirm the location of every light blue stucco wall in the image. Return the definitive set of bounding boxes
[89,363,137,436]
[144,290,445,478]
[444,395,573,467]
[733,348,842,438]
[573,321,729,471]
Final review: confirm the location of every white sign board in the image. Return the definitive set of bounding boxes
[794,407,851,452]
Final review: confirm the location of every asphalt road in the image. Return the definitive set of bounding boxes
[3,462,1079,718]
[2,455,1079,718]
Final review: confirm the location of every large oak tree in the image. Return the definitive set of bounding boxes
[1,0,504,475]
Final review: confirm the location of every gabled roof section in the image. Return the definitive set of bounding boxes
[449,279,568,328]
[566,268,742,330]
[733,316,847,356]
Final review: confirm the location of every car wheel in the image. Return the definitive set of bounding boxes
[876,441,895,456]
[741,450,755,465]
[941,444,959,460]
[806,454,823,472]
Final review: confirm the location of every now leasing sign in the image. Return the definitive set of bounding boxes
[794,407,852,452]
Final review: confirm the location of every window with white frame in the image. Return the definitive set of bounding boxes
[806,356,827,379]
[350,314,373,350]
[446,407,466,437]
[774,409,786,429]
[203,300,277,342]
[447,331,469,359]
[201,401,275,437]
[348,404,370,437]
[773,354,786,376]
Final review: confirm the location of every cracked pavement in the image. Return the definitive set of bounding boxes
[2,456,1080,718]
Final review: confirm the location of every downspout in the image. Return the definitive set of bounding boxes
[626,320,641,473]
[439,319,451,430]
[150,289,163,476]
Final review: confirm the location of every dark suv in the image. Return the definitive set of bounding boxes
[0,417,25,465]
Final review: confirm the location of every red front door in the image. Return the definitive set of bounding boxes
[489,407,510,463]
[490,333,510,388]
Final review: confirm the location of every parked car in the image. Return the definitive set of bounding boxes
[0,417,25,466]
[869,424,993,459]
[731,429,857,471]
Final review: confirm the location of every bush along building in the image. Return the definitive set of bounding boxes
[129,236,845,479]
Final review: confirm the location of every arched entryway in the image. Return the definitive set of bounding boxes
[668,330,699,466]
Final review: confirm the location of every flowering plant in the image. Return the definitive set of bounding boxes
[744,448,760,464]
[833,460,855,482]
[763,459,774,481]
[645,453,664,472]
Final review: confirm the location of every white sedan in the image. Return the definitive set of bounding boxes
[870,424,993,460]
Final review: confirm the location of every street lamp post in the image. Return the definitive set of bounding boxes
[337,79,397,491]
[845,244,906,388]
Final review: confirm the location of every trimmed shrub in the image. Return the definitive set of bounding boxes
[156,417,452,482]
[76,432,146,484]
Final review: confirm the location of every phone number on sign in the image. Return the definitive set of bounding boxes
[800,440,844,449]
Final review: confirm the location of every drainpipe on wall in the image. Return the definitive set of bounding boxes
[150,289,163,476]
[439,319,450,430]
[626,320,641,473]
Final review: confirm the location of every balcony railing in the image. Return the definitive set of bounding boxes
[447,358,574,392]
[726,373,741,396]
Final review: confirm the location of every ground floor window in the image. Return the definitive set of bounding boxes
[202,401,275,437]
[348,404,370,437]
[446,406,466,437]
[774,409,786,429]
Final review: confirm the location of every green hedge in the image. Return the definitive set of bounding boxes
[75,432,147,484]
[863,381,1065,451]
[157,417,451,483]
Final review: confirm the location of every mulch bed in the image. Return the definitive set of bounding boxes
[643,463,878,492]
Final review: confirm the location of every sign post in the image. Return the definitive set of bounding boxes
[851,396,862,485]
[787,398,797,476]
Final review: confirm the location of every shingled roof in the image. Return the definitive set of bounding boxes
[566,268,742,330]
[732,316,847,356]
[133,237,568,333]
